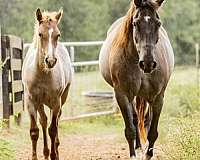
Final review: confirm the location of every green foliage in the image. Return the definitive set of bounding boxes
[158,66,200,159]
[162,115,200,160]
[0,0,199,63]
[0,138,15,160]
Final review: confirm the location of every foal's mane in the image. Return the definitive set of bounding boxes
[111,1,136,52]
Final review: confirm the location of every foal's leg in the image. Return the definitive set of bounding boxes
[115,91,137,159]
[26,99,39,160]
[38,105,49,160]
[49,101,61,160]
[143,93,164,160]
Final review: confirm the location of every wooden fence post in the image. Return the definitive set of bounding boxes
[1,36,10,128]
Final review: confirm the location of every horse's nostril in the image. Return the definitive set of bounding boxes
[152,61,157,69]
[139,61,145,69]
[45,57,48,64]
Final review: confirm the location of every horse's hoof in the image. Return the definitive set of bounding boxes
[130,156,137,160]
[142,154,152,160]
[135,148,143,158]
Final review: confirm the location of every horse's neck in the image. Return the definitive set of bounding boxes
[126,33,139,61]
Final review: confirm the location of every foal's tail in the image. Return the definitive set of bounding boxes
[136,97,148,144]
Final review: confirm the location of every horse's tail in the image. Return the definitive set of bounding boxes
[136,96,148,144]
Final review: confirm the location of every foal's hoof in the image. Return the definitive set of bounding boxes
[32,156,38,160]
[142,154,152,160]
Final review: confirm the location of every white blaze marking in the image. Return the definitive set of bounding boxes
[144,16,151,22]
[48,28,54,57]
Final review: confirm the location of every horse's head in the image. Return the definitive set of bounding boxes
[36,8,63,69]
[132,0,164,73]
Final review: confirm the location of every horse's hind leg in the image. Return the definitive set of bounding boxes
[143,93,164,160]
[132,101,141,150]
[55,110,62,158]
[38,105,49,160]
[26,98,39,160]
[115,90,137,159]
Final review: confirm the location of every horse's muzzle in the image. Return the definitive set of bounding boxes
[139,60,157,73]
[45,57,57,68]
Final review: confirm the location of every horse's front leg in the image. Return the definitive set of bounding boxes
[115,90,137,159]
[38,105,49,160]
[49,100,61,160]
[26,97,39,160]
[143,93,164,160]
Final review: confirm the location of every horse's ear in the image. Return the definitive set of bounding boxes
[156,0,165,6]
[55,8,63,24]
[36,8,42,23]
[134,0,142,7]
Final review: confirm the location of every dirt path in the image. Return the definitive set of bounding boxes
[16,132,162,160]
[17,133,129,160]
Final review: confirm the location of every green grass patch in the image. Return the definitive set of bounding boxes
[0,138,15,160]
[59,115,123,135]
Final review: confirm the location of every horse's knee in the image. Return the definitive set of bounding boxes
[148,130,158,143]
[48,125,57,139]
[30,128,39,141]
[125,127,136,141]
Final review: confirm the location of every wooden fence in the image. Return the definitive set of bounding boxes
[1,35,24,127]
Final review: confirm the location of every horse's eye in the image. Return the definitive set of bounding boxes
[156,20,161,27]
[57,34,61,37]
[39,33,42,37]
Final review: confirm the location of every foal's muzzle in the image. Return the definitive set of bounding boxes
[139,60,157,73]
[45,57,57,68]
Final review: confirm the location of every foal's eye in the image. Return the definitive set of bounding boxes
[39,33,42,37]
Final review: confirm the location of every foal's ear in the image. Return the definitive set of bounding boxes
[134,0,142,7]
[36,8,43,23]
[156,0,165,6]
[55,8,63,24]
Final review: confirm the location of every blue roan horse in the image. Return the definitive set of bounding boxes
[99,0,174,159]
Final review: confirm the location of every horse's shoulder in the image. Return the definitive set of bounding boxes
[107,17,125,36]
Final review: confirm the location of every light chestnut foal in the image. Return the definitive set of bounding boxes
[22,8,72,160]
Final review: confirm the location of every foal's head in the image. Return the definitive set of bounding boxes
[35,8,63,69]
[133,0,164,73]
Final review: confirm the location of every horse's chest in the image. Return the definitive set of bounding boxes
[116,69,165,101]
[138,73,165,101]
[27,78,63,103]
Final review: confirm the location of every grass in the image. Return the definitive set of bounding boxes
[0,138,15,160]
